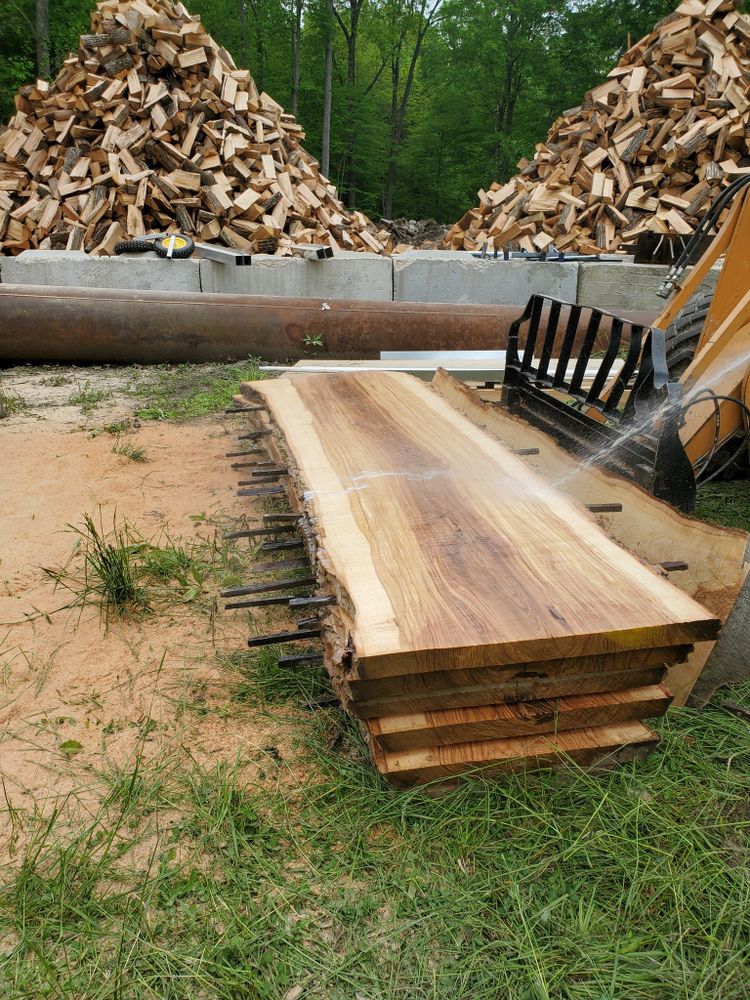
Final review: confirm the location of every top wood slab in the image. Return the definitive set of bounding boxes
[247,372,719,679]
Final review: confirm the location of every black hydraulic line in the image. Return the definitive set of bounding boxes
[660,176,750,297]
[681,389,750,483]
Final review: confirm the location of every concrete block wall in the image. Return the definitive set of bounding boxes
[576,260,720,313]
[200,249,392,300]
[0,249,202,293]
[0,248,721,313]
[392,250,579,306]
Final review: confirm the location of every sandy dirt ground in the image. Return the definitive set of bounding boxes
[0,369,300,861]
[0,364,140,433]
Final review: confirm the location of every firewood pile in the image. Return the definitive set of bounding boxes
[0,0,391,256]
[442,0,750,255]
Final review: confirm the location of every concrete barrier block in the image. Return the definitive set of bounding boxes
[200,249,393,300]
[393,250,579,305]
[576,260,720,313]
[0,249,201,292]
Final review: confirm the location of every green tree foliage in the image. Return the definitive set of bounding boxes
[0,0,92,120]
[1,0,743,221]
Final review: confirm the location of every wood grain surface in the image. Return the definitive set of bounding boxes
[343,646,688,701]
[430,369,749,706]
[248,372,719,679]
[367,685,673,751]
[347,665,669,719]
[371,721,660,786]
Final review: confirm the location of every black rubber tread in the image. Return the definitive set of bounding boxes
[664,289,749,481]
[663,289,713,378]
[153,234,195,259]
[114,238,158,255]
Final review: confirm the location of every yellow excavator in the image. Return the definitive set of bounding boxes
[502,174,750,515]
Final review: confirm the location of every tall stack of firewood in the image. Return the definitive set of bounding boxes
[442,0,750,254]
[0,0,391,256]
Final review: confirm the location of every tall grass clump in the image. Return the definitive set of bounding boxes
[74,514,144,613]
[111,438,148,463]
[43,514,146,617]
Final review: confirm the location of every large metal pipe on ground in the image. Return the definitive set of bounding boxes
[0,283,658,365]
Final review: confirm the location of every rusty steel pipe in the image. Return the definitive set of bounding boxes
[0,283,658,365]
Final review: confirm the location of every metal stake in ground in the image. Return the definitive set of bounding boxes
[247,628,322,647]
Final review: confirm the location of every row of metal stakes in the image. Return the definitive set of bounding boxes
[221,404,339,707]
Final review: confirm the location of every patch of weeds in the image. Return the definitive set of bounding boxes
[130,360,268,421]
[111,437,148,463]
[42,515,216,620]
[39,372,73,387]
[226,646,331,707]
[176,758,273,859]
[0,389,27,418]
[141,544,193,581]
[104,420,131,435]
[141,541,209,602]
[68,383,111,414]
[43,513,146,617]
[697,480,750,532]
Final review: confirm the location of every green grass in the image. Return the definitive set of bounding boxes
[68,383,112,414]
[0,682,748,999]
[226,646,331,707]
[696,481,750,532]
[0,389,27,418]
[42,515,215,618]
[39,372,74,387]
[111,437,148,463]
[129,360,268,421]
[103,420,132,435]
[68,513,145,615]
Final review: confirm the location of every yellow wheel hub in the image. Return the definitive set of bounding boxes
[159,236,189,250]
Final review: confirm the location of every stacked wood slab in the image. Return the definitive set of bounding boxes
[0,0,390,256]
[442,0,750,255]
[241,371,720,787]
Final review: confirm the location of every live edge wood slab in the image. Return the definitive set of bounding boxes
[241,371,721,785]
[247,372,718,675]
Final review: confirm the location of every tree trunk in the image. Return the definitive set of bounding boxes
[332,0,362,208]
[291,0,303,117]
[321,0,334,177]
[345,1,361,210]
[239,0,251,74]
[257,35,266,91]
[384,2,442,219]
[384,52,401,218]
[35,0,51,79]
[247,0,266,91]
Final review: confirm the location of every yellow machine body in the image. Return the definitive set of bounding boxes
[653,188,750,469]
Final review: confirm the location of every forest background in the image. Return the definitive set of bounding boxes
[0,0,741,223]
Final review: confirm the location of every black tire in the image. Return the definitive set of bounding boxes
[663,289,712,378]
[665,289,749,481]
[114,239,158,256]
[153,234,195,259]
